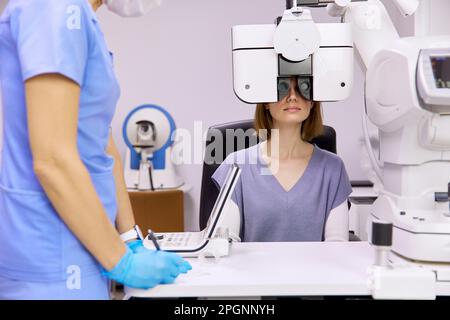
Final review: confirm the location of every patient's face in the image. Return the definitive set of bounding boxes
[267,77,313,127]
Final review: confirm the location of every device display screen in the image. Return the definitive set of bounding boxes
[431,56,450,89]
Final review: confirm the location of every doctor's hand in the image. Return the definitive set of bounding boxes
[104,248,192,289]
[126,239,145,253]
[157,250,193,275]
[125,240,192,273]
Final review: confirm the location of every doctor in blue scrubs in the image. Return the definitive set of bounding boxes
[0,0,191,300]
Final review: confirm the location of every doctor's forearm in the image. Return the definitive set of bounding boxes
[107,138,136,234]
[34,156,127,271]
[25,74,127,271]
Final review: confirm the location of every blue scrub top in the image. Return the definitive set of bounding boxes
[0,0,120,282]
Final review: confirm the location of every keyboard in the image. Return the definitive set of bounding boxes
[156,232,203,248]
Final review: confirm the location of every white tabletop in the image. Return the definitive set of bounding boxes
[125,242,377,298]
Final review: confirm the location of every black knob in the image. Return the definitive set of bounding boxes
[286,0,301,9]
[371,220,393,247]
[286,0,293,9]
[447,182,449,198]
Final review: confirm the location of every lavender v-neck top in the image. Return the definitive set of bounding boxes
[212,143,353,242]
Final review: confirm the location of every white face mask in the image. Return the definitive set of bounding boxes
[104,0,162,17]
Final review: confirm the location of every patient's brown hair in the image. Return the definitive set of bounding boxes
[254,101,324,142]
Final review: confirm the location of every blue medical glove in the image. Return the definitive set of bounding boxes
[104,248,183,289]
[125,241,192,273]
[126,239,145,253]
[157,251,193,274]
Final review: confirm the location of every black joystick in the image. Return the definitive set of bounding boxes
[371,220,393,267]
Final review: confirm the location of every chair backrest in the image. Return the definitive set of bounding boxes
[199,119,337,229]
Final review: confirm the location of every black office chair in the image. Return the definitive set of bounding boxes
[199,119,359,241]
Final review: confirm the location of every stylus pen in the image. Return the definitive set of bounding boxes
[148,229,161,251]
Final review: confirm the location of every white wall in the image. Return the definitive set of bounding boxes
[0,0,416,231]
[96,1,362,231]
[415,0,450,36]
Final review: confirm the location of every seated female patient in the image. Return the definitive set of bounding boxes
[212,77,353,242]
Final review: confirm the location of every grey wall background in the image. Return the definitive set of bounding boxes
[415,0,450,35]
[96,0,414,231]
[0,0,416,231]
